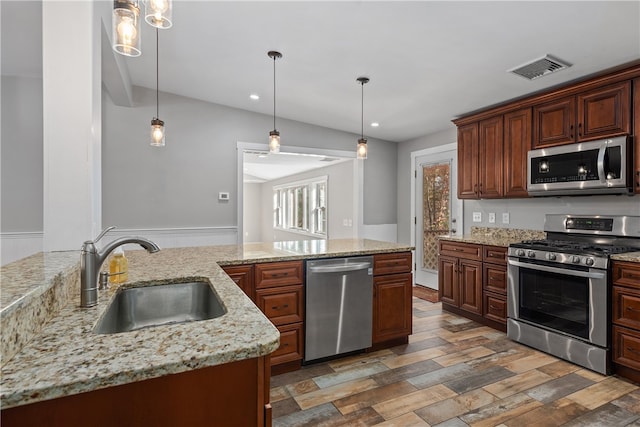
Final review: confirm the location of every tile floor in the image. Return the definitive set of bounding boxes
[270,296,640,426]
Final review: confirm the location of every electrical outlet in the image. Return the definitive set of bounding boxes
[502,212,510,224]
[488,212,496,223]
[473,212,482,222]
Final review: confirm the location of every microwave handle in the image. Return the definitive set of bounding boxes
[597,141,607,183]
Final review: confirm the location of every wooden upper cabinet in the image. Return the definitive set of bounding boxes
[478,116,504,198]
[457,123,479,199]
[503,108,531,197]
[634,78,640,194]
[533,81,631,148]
[577,81,631,141]
[532,96,575,148]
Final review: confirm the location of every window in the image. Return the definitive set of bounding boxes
[274,177,327,237]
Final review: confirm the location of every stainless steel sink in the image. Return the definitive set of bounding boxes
[94,281,227,334]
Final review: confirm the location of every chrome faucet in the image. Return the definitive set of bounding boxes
[80,226,160,308]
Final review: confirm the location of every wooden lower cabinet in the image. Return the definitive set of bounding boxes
[372,252,413,348]
[271,323,304,367]
[612,260,640,382]
[222,264,254,300]
[373,272,413,344]
[439,241,507,331]
[1,356,271,427]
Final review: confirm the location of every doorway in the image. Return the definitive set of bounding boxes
[413,144,462,289]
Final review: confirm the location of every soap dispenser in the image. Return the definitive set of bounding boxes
[109,247,128,283]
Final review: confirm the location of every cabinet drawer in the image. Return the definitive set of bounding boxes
[483,245,507,265]
[255,285,303,326]
[613,286,640,329]
[484,293,507,324]
[613,325,640,371]
[373,252,412,276]
[438,241,482,261]
[221,264,254,300]
[255,261,303,289]
[613,261,640,290]
[484,263,507,295]
[271,323,304,366]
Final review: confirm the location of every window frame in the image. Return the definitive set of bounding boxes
[273,176,328,238]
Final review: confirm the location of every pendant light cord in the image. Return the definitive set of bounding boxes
[156,27,159,118]
[361,81,364,139]
[273,55,276,130]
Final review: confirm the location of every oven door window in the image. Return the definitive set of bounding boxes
[519,267,589,340]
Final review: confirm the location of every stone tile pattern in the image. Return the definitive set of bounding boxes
[0,239,413,409]
[271,297,640,427]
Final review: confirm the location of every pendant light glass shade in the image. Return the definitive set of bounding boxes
[150,118,165,146]
[112,0,141,57]
[356,77,370,160]
[268,51,283,154]
[357,138,368,160]
[144,0,172,29]
[269,130,280,154]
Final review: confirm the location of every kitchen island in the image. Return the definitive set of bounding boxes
[0,239,412,426]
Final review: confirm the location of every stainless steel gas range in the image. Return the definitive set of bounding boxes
[507,214,640,375]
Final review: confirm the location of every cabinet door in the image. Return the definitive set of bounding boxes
[459,259,483,315]
[457,123,479,199]
[478,116,504,198]
[533,96,575,148]
[633,78,640,194]
[503,108,531,198]
[222,265,254,300]
[373,273,413,343]
[438,256,458,306]
[577,81,631,141]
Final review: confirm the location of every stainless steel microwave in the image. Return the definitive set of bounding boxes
[527,136,631,196]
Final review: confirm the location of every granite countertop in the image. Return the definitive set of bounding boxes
[612,252,640,263]
[437,227,546,248]
[0,239,413,409]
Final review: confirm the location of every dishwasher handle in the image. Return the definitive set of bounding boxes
[308,262,371,274]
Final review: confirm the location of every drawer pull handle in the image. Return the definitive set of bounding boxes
[283,343,289,347]
[626,347,640,355]
[489,304,499,310]
[626,306,640,312]
[270,272,289,278]
[272,304,289,310]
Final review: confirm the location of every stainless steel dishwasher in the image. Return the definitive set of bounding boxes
[304,256,374,363]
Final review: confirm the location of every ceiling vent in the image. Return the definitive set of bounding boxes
[508,55,572,80]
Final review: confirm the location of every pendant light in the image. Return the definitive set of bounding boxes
[356,77,370,160]
[268,51,283,154]
[144,0,172,29]
[150,28,165,147]
[112,0,141,57]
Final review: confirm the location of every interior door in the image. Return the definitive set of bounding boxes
[415,149,461,289]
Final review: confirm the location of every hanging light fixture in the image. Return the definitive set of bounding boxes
[268,51,283,154]
[150,28,165,147]
[356,77,370,160]
[144,0,172,29]
[112,0,141,57]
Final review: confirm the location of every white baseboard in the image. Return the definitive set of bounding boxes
[103,226,239,250]
[0,232,44,266]
[361,224,398,243]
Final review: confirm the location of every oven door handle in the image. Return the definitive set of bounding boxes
[508,259,606,279]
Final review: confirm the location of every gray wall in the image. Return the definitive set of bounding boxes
[1,76,43,232]
[103,86,398,230]
[260,160,355,242]
[243,182,262,243]
[397,125,640,244]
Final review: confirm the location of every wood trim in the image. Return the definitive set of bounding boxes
[634,78,640,193]
[453,62,640,126]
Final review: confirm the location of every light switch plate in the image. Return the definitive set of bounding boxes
[502,212,510,224]
[488,213,496,223]
[473,212,482,222]
[218,192,230,201]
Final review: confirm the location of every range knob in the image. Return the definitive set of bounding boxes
[585,258,595,266]
[527,251,536,258]
[571,255,581,264]
[546,253,557,261]
[516,249,525,257]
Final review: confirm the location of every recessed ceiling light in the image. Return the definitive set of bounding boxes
[249,94,260,100]
[370,122,379,127]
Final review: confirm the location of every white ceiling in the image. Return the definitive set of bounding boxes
[243,151,351,183]
[3,1,640,144]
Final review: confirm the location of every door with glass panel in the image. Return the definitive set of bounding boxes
[415,150,460,289]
